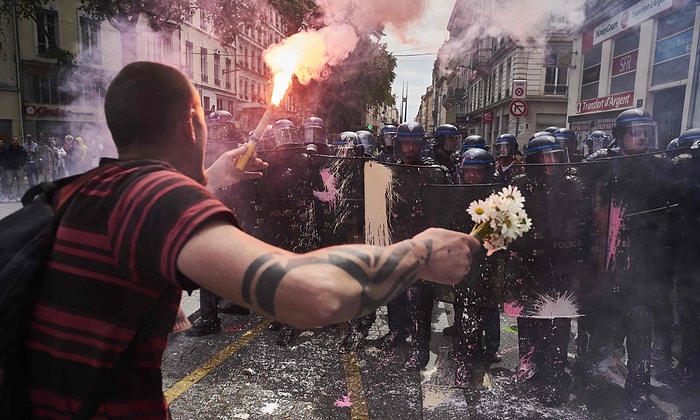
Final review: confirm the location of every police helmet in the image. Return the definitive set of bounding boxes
[336,131,360,147]
[271,119,300,149]
[612,108,658,153]
[494,133,519,158]
[301,116,327,145]
[380,124,397,147]
[356,130,377,156]
[667,138,679,150]
[460,148,494,184]
[434,124,460,153]
[677,128,700,149]
[525,133,567,164]
[587,130,611,154]
[462,135,486,152]
[394,122,425,160]
[544,126,559,134]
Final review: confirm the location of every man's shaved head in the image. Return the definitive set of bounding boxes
[105,61,195,150]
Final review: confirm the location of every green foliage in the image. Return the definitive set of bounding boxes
[268,0,320,36]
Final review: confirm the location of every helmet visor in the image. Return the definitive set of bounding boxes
[620,121,658,154]
[273,127,299,148]
[495,143,514,158]
[303,127,326,144]
[442,134,460,153]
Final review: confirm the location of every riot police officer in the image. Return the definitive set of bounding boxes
[452,148,504,388]
[356,130,378,158]
[378,124,397,163]
[583,130,612,158]
[554,127,581,162]
[507,133,593,406]
[493,133,524,184]
[432,123,461,182]
[301,116,330,154]
[372,122,442,370]
[582,108,673,412]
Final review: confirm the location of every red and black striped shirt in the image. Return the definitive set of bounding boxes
[24,159,236,418]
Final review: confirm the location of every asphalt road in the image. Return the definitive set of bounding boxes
[164,296,700,419]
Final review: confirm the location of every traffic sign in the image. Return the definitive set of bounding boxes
[509,99,528,117]
[512,80,527,99]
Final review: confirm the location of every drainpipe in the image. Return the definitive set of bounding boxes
[13,4,27,137]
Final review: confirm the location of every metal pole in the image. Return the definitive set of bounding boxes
[13,4,27,138]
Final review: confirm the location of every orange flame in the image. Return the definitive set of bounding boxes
[264,25,358,106]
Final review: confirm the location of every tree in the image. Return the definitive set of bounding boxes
[291,35,396,131]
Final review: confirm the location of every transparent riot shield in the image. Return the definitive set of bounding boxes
[582,152,676,309]
[502,162,599,319]
[422,183,502,303]
[309,154,371,247]
[381,162,449,242]
[231,147,319,253]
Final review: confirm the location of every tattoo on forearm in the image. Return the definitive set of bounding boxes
[241,241,426,318]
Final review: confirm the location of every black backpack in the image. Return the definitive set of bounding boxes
[0,176,81,419]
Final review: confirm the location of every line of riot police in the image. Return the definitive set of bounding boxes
[196,110,700,414]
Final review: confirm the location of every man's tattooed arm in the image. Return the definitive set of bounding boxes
[242,240,431,318]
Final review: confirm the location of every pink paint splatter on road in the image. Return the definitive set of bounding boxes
[334,393,352,407]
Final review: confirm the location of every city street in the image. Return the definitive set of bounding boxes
[163,293,700,419]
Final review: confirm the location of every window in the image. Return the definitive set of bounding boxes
[201,47,208,82]
[203,96,210,112]
[36,9,58,55]
[216,98,223,112]
[610,30,639,94]
[544,44,571,95]
[225,58,232,89]
[200,10,207,31]
[79,17,100,63]
[227,100,234,113]
[652,7,694,86]
[30,76,66,104]
[581,45,602,100]
[214,53,221,86]
[185,42,194,77]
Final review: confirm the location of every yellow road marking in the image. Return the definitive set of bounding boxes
[339,325,370,419]
[164,320,271,402]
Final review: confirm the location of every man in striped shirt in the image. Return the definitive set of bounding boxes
[22,61,480,418]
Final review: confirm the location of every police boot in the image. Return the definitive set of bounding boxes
[371,329,408,350]
[404,343,430,371]
[185,317,221,337]
[339,323,367,353]
[455,360,475,388]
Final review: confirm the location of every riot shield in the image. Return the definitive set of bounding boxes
[582,152,676,309]
[503,162,599,318]
[381,162,449,241]
[231,147,319,253]
[422,183,502,303]
[422,183,501,233]
[309,154,371,247]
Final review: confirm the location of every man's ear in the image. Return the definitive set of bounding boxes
[180,112,196,144]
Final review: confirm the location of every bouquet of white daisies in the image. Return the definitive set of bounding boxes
[467,185,532,256]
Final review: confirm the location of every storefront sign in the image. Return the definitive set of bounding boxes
[592,0,672,46]
[482,109,494,124]
[576,91,634,114]
[654,28,693,63]
[612,50,638,76]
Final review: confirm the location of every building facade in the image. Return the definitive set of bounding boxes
[567,0,699,149]
[0,1,291,143]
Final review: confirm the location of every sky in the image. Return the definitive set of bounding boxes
[384,0,456,122]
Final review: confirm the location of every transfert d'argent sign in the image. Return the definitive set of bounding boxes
[592,0,672,46]
[576,91,634,114]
